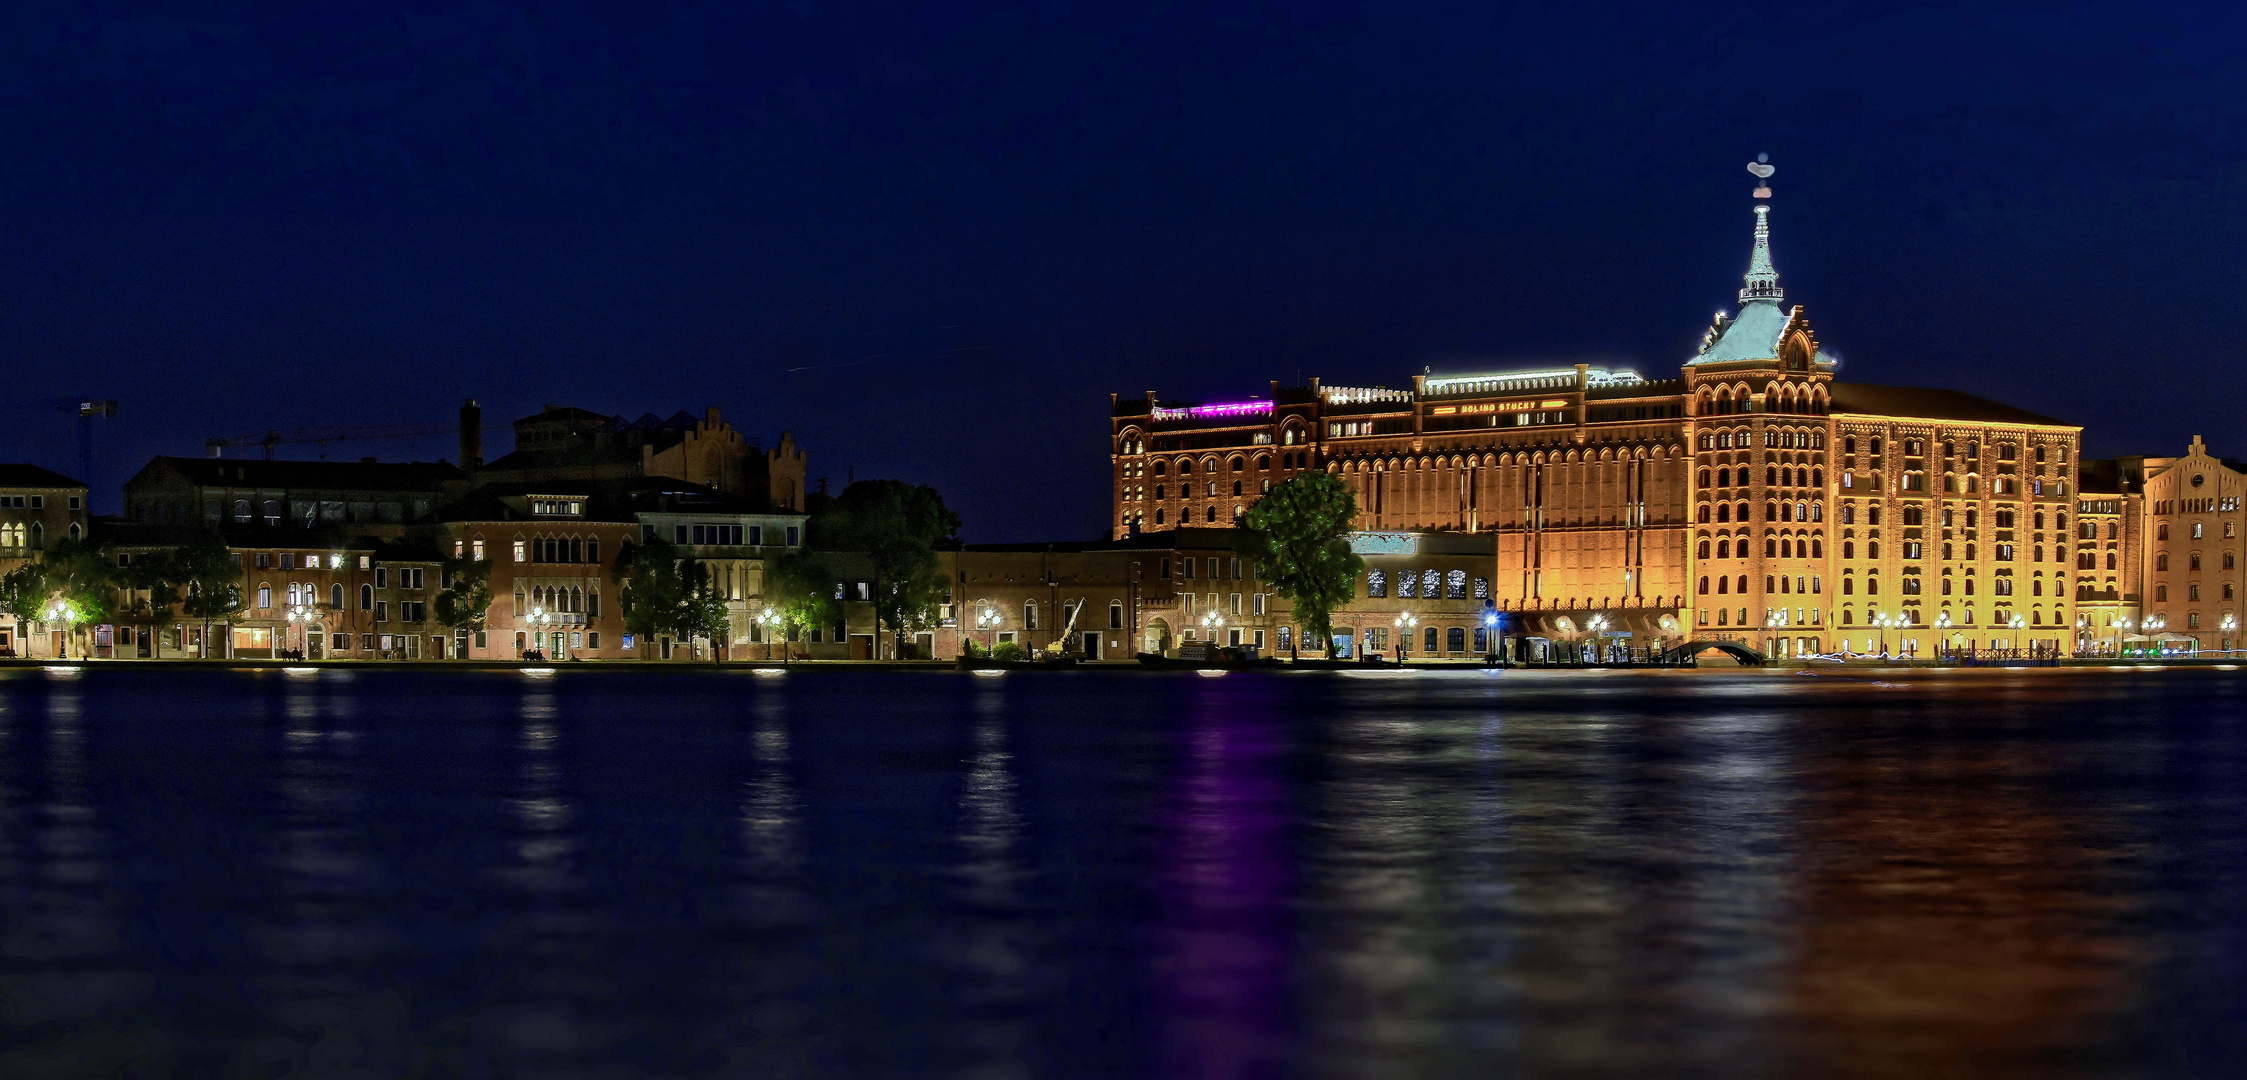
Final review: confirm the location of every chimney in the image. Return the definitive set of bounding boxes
[460,399,483,469]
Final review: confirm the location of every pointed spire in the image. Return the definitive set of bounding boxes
[1739,204,1782,303]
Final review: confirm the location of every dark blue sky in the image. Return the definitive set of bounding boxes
[3,2,2242,538]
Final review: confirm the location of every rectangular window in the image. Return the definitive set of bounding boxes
[586,631,599,650]
[1252,593,1266,615]
[1230,593,1242,615]
[334,633,352,651]
[675,525,689,543]
[474,630,487,649]
[512,540,526,562]
[257,585,271,609]
[29,496,41,509]
[1183,558,1196,579]
[375,600,388,622]
[375,568,388,588]
[472,539,485,560]
[588,592,600,618]
[786,526,801,547]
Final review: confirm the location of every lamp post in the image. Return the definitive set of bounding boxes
[1586,612,1609,664]
[759,607,783,662]
[1482,608,1503,667]
[1201,609,1227,653]
[2008,613,2026,658]
[286,603,314,660]
[45,601,68,659]
[1392,611,1417,664]
[1871,612,1893,659]
[526,607,551,660]
[1937,610,1954,659]
[2112,615,2131,657]
[2223,613,2238,655]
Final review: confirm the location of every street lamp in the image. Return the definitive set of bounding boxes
[2223,613,2238,655]
[1201,609,1227,652]
[1392,611,1418,664]
[286,603,315,660]
[1870,612,1893,659]
[526,606,552,660]
[972,601,1001,654]
[1586,613,1610,664]
[44,601,68,659]
[759,606,784,662]
[1482,608,1503,667]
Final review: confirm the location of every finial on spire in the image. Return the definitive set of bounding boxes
[1748,153,1773,199]
[1739,201,1782,303]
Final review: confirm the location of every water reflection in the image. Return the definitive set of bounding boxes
[249,670,410,1075]
[930,679,1048,1079]
[1782,724,2135,1077]
[0,673,150,1073]
[699,684,828,1077]
[1154,682,1294,1080]
[473,681,624,1075]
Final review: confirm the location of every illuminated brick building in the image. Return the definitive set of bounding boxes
[1113,193,2086,658]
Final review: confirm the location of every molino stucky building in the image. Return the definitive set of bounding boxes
[1110,191,2085,658]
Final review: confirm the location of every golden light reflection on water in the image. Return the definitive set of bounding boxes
[1782,741,2135,1078]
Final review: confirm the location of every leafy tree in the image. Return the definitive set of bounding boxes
[765,550,842,656]
[174,532,246,658]
[117,550,179,657]
[1240,473,1364,659]
[0,562,48,654]
[611,537,686,658]
[806,480,961,658]
[33,537,119,659]
[434,554,496,634]
[677,558,734,659]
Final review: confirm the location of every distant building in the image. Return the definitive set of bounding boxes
[476,405,807,512]
[123,456,465,536]
[1111,194,2086,659]
[0,464,90,657]
[2134,436,2247,655]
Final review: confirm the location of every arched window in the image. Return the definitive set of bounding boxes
[1697,576,1709,594]
[1155,509,1165,525]
[1717,504,1730,523]
[1696,539,1710,559]
[1422,569,1441,597]
[1446,569,1467,599]
[1845,436,1857,454]
[361,584,374,610]
[1153,461,1168,476]
[1697,469,1710,488]
[1812,539,1823,558]
[1697,505,1711,523]
[1736,576,1748,594]
[1717,576,1729,594]
[2157,554,2169,571]
[1205,506,1217,523]
[1842,576,1854,595]
[1230,480,1242,496]
[1766,537,1777,557]
[67,523,80,540]
[1717,539,1731,559]
[1023,601,1039,630]
[1178,460,1193,474]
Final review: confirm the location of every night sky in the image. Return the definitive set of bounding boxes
[2,3,2241,539]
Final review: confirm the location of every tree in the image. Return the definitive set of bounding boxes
[33,537,119,659]
[117,549,179,658]
[806,480,961,658]
[0,561,48,655]
[611,536,686,658]
[765,550,842,658]
[1240,473,1364,660]
[678,559,734,660]
[434,554,496,638]
[174,532,246,658]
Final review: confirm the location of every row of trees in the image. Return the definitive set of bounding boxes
[0,534,247,658]
[608,480,962,659]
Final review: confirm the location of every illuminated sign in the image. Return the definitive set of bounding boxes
[1433,399,1569,416]
[1347,531,1419,555]
[1152,400,1275,421]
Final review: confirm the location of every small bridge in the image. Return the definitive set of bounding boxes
[1661,640,1768,666]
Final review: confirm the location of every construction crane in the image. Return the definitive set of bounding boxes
[203,421,497,459]
[0,397,116,483]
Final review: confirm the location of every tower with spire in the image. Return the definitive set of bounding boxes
[1683,157,1834,418]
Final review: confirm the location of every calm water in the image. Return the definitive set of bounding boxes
[0,665,2241,1079]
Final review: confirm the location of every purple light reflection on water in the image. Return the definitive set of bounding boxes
[1151,686,1297,1080]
